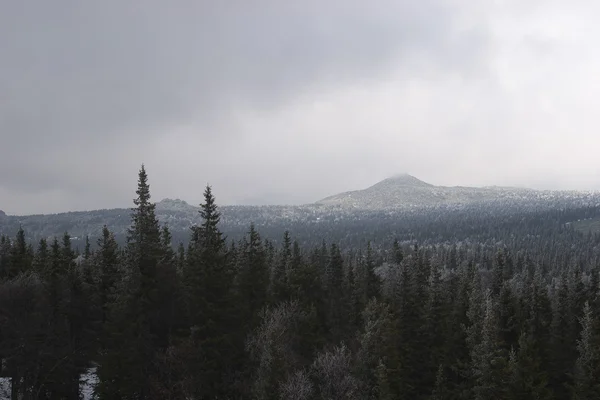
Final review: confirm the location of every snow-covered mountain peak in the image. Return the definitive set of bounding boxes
[156,198,197,212]
[369,174,434,189]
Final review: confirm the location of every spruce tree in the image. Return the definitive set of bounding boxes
[431,365,450,400]
[183,185,236,398]
[8,226,31,278]
[365,242,380,299]
[471,292,509,400]
[97,226,119,326]
[571,302,600,399]
[271,230,292,303]
[324,243,345,341]
[97,165,163,399]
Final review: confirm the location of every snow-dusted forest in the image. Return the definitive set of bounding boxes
[2,167,600,399]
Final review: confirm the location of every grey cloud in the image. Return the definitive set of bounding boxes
[0,1,511,214]
[0,0,479,137]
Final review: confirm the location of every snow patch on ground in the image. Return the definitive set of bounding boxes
[0,369,97,400]
[0,377,10,399]
[81,368,98,400]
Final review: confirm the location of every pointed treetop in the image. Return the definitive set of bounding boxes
[134,164,152,206]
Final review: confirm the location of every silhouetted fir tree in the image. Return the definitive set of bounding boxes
[391,258,416,398]
[291,240,303,271]
[0,235,9,278]
[504,251,515,281]
[6,227,31,278]
[127,165,163,330]
[524,268,552,371]
[508,332,552,400]
[97,165,163,399]
[32,238,48,275]
[448,244,458,271]
[430,365,450,400]
[497,282,519,353]
[182,185,236,398]
[176,241,185,275]
[316,240,329,283]
[271,230,292,303]
[422,263,447,390]
[571,301,600,399]
[265,239,276,280]
[374,359,393,400]
[84,235,91,260]
[160,225,175,264]
[64,233,95,399]
[463,268,486,398]
[550,273,572,398]
[490,249,506,297]
[471,292,509,400]
[356,299,401,398]
[155,253,180,350]
[238,223,269,330]
[324,243,345,340]
[364,241,380,300]
[402,251,433,399]
[96,226,119,326]
[46,237,63,314]
[287,242,326,344]
[392,238,404,265]
[442,262,474,398]
[34,233,80,399]
[347,259,362,330]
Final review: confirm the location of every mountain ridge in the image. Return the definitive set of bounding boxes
[315,174,596,209]
[2,175,598,219]
[2,174,600,246]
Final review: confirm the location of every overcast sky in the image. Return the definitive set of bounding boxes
[1,0,600,215]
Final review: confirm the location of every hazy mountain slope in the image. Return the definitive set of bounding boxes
[316,173,588,209]
[2,175,600,248]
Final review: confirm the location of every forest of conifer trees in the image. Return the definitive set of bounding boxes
[1,166,600,399]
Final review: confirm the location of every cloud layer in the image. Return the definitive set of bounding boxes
[1,1,599,214]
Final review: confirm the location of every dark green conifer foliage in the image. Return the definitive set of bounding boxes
[422,263,448,390]
[97,165,164,399]
[84,235,91,260]
[497,282,519,353]
[471,292,509,400]
[324,243,345,340]
[6,167,600,399]
[97,226,119,326]
[364,242,381,300]
[7,227,31,278]
[176,241,185,274]
[392,239,404,265]
[160,225,175,264]
[490,249,506,297]
[271,230,292,303]
[509,332,552,400]
[571,301,600,399]
[32,238,48,275]
[550,274,572,398]
[183,185,236,398]
[431,365,451,400]
[237,223,269,329]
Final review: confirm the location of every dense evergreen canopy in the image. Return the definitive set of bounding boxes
[1,166,600,399]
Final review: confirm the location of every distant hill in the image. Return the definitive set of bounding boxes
[2,175,600,247]
[316,174,586,209]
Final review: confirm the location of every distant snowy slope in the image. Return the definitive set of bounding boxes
[316,174,597,210]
